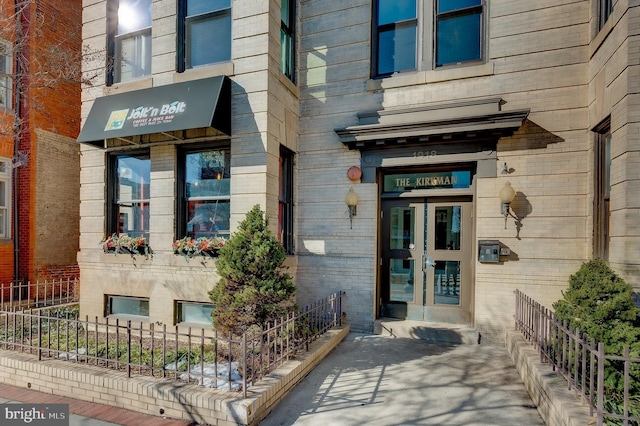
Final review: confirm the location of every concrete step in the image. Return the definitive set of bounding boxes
[373,318,481,344]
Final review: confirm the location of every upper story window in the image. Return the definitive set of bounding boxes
[598,0,613,30]
[178,0,232,72]
[177,145,231,240]
[0,159,10,239]
[373,0,484,77]
[280,0,296,82]
[107,151,151,241]
[0,41,12,107]
[107,0,152,84]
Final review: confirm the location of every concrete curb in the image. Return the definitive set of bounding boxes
[506,331,596,426]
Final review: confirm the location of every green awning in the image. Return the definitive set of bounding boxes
[77,76,230,147]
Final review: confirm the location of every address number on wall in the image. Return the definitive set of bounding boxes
[412,150,437,159]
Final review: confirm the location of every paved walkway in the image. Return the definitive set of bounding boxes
[0,384,191,426]
[260,333,545,426]
[0,332,545,425]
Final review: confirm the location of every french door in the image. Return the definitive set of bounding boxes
[380,198,473,324]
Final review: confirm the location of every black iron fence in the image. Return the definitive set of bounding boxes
[515,289,640,426]
[0,278,78,311]
[0,291,345,399]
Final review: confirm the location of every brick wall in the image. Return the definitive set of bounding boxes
[33,129,79,281]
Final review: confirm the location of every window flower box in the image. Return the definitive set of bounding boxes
[101,234,153,260]
[173,236,227,262]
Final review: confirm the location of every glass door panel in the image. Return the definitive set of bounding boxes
[389,259,415,302]
[434,206,461,250]
[390,207,415,250]
[433,260,460,305]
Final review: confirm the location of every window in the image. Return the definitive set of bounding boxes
[178,0,232,72]
[0,41,12,107]
[107,0,152,84]
[107,151,150,240]
[279,146,294,254]
[435,0,483,67]
[280,0,296,82]
[0,159,10,238]
[176,301,214,324]
[599,0,613,30]
[177,146,231,240]
[106,295,149,317]
[374,0,418,76]
[373,0,484,77]
[594,119,611,260]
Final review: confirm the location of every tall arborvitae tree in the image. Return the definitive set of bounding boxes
[209,205,296,337]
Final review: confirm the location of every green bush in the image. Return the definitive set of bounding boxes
[553,259,640,353]
[209,205,297,337]
[553,259,640,424]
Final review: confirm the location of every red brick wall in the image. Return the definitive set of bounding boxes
[0,0,81,284]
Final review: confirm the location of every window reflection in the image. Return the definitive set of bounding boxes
[116,154,150,240]
[435,206,461,250]
[185,148,230,239]
[390,258,414,302]
[434,260,460,305]
[390,207,414,249]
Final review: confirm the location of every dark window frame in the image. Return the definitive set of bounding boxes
[280,0,296,82]
[176,143,231,240]
[106,0,152,85]
[599,0,613,30]
[106,149,151,239]
[434,0,484,68]
[372,0,418,77]
[371,0,485,78]
[105,295,150,317]
[279,146,295,254]
[175,300,215,325]
[177,1,232,72]
[593,118,611,260]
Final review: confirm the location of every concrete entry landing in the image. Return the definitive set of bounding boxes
[374,318,480,344]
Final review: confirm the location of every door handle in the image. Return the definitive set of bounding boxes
[422,255,436,270]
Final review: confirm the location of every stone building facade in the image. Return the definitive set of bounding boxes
[78,0,638,342]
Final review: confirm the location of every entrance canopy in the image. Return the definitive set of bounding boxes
[77,76,231,148]
[335,98,529,150]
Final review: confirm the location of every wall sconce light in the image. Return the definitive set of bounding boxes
[499,181,516,229]
[345,188,358,229]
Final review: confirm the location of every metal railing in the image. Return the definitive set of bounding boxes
[0,278,79,311]
[515,289,640,426]
[0,291,345,399]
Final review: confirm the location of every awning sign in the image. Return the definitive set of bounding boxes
[78,76,230,146]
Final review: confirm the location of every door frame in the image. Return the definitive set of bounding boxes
[378,196,475,325]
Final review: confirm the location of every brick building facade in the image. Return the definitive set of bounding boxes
[0,0,81,286]
[78,0,638,342]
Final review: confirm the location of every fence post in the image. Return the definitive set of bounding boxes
[127,320,131,378]
[37,310,42,361]
[623,345,630,425]
[597,342,604,426]
[242,332,247,399]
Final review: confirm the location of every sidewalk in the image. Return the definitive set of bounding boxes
[259,333,545,426]
[0,384,191,426]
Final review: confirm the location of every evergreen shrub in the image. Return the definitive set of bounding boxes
[553,259,640,423]
[209,205,296,337]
